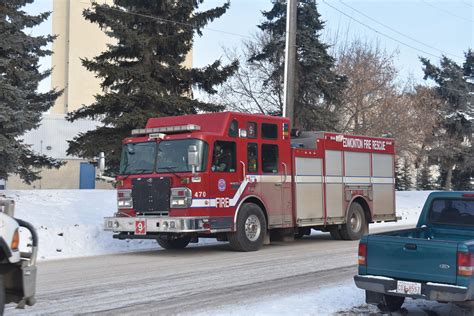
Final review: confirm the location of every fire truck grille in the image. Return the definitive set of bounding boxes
[132,177,171,215]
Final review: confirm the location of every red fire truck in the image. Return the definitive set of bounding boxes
[104,112,397,251]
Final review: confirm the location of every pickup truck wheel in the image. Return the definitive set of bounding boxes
[157,235,191,249]
[341,202,368,240]
[228,203,266,252]
[378,294,405,312]
[0,276,4,315]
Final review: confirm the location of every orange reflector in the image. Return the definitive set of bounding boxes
[11,229,19,251]
[358,243,367,265]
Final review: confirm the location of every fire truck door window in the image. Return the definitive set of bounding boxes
[228,120,238,137]
[262,144,279,173]
[247,143,258,173]
[212,141,236,172]
[261,123,278,139]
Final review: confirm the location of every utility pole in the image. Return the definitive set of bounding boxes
[283,0,297,126]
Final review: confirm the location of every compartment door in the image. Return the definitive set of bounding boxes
[294,157,324,225]
[372,153,395,216]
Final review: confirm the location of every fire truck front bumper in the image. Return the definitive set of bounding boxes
[104,216,233,236]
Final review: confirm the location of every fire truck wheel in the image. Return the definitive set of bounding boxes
[157,235,191,250]
[340,202,368,240]
[228,203,267,252]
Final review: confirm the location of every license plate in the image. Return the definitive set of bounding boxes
[135,220,147,235]
[397,280,421,295]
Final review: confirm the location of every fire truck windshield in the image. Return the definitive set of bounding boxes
[119,142,156,175]
[156,139,208,173]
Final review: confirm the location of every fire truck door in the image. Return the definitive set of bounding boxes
[209,141,241,211]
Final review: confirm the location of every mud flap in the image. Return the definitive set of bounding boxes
[366,290,384,304]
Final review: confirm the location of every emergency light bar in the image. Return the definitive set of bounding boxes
[131,124,201,136]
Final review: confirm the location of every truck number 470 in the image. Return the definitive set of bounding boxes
[194,191,207,198]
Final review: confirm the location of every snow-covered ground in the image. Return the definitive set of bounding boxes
[2,189,432,261]
[3,190,158,261]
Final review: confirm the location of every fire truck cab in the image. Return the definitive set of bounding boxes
[104,112,397,251]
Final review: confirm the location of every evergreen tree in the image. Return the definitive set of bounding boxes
[249,0,346,130]
[420,50,473,190]
[0,0,62,184]
[416,164,433,191]
[395,159,403,191]
[67,0,238,173]
[451,168,473,190]
[400,159,412,191]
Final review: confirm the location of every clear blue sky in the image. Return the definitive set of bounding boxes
[26,0,473,92]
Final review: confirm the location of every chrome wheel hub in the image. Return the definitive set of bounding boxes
[350,212,362,232]
[245,215,261,242]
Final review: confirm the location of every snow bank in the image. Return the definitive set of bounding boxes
[372,190,433,229]
[3,190,157,261]
[395,190,434,224]
[2,189,433,261]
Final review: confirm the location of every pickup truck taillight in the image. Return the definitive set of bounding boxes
[457,251,473,276]
[358,243,367,265]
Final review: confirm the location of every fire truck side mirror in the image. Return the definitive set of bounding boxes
[188,145,199,173]
[98,152,106,176]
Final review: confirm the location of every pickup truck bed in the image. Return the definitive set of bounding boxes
[354,192,474,311]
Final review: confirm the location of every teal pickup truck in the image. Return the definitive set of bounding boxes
[354,192,474,312]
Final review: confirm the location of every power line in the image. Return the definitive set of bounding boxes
[321,0,443,59]
[421,0,473,23]
[339,0,464,60]
[101,5,252,40]
[461,1,473,8]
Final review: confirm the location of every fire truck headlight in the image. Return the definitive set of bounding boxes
[170,187,192,208]
[117,189,133,209]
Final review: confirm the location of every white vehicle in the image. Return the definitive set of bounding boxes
[0,195,37,313]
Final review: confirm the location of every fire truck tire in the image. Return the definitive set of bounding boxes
[228,203,267,252]
[329,226,343,240]
[340,202,368,240]
[157,235,191,249]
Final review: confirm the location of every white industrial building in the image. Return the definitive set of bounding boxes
[4,114,111,190]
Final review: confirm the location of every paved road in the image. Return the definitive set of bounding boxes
[8,232,360,315]
[6,225,471,315]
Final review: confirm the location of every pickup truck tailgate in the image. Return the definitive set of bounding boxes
[366,235,458,284]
